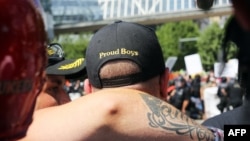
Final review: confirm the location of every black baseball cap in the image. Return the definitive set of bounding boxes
[46,43,86,79]
[86,21,165,88]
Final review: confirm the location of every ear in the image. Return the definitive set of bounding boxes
[84,79,93,94]
[160,68,169,100]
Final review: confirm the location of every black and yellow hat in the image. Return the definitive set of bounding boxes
[46,43,86,79]
[86,21,165,88]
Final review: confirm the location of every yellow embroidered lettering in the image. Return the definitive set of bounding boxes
[99,49,119,59]
[99,52,106,59]
[121,48,126,54]
[121,48,138,56]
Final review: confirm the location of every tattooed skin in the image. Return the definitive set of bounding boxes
[140,93,214,141]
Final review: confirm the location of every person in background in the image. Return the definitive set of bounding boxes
[189,74,204,119]
[35,43,86,110]
[227,79,244,109]
[68,79,85,100]
[166,79,175,101]
[203,79,221,119]
[216,77,229,113]
[35,75,69,110]
[168,76,191,114]
[0,0,47,140]
[202,0,250,129]
[20,21,223,141]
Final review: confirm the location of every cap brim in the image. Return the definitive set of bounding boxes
[46,58,87,80]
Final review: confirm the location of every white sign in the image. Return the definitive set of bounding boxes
[184,54,203,75]
[214,58,238,78]
[165,56,178,71]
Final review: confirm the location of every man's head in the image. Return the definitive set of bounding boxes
[35,75,70,110]
[86,21,166,89]
[46,43,86,79]
[35,43,86,109]
[0,0,47,140]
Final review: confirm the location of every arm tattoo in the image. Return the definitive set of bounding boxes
[140,93,214,141]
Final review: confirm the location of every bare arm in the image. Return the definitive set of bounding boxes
[181,99,189,113]
[139,93,214,141]
[20,88,215,141]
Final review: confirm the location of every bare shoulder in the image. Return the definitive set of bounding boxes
[94,88,216,141]
[21,88,215,141]
[73,88,215,141]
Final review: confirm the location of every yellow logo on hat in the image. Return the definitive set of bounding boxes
[58,58,84,70]
[99,48,139,59]
[47,48,55,56]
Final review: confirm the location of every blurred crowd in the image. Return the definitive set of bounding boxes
[64,69,244,120]
[165,70,244,120]
[65,79,85,100]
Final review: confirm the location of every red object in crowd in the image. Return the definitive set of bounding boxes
[0,0,47,140]
[167,85,175,94]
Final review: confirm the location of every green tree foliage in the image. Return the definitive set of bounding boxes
[196,22,223,70]
[196,21,238,71]
[156,20,200,70]
[52,33,93,59]
[197,20,238,71]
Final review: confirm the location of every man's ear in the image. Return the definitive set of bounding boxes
[84,79,93,94]
[160,68,169,100]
